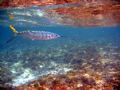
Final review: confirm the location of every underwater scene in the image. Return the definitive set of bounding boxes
[0,0,120,90]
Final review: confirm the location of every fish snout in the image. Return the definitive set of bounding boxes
[55,34,61,38]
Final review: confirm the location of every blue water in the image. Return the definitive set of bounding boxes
[0,25,120,50]
[0,7,120,87]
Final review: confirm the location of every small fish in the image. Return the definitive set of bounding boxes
[9,25,60,40]
[9,14,14,20]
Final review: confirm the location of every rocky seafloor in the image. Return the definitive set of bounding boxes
[0,41,120,90]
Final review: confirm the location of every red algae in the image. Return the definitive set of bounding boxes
[46,3,120,26]
[13,70,120,90]
[0,0,80,7]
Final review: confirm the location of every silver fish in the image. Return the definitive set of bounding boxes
[18,31,60,40]
[9,25,60,40]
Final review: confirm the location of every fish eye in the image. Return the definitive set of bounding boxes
[56,34,59,37]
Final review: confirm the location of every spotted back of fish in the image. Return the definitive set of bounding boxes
[18,31,60,40]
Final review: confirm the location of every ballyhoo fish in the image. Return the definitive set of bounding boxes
[9,25,60,40]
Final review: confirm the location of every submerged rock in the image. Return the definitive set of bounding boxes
[0,64,12,87]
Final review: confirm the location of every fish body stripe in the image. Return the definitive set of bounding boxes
[18,31,60,40]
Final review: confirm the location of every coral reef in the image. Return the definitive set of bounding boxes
[0,41,120,90]
[14,70,120,90]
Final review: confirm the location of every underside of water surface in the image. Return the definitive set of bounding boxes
[0,0,120,90]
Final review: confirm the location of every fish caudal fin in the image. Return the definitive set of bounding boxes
[9,25,18,34]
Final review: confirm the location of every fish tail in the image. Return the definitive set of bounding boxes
[9,25,18,34]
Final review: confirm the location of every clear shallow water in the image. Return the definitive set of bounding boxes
[0,7,120,87]
[0,25,120,50]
